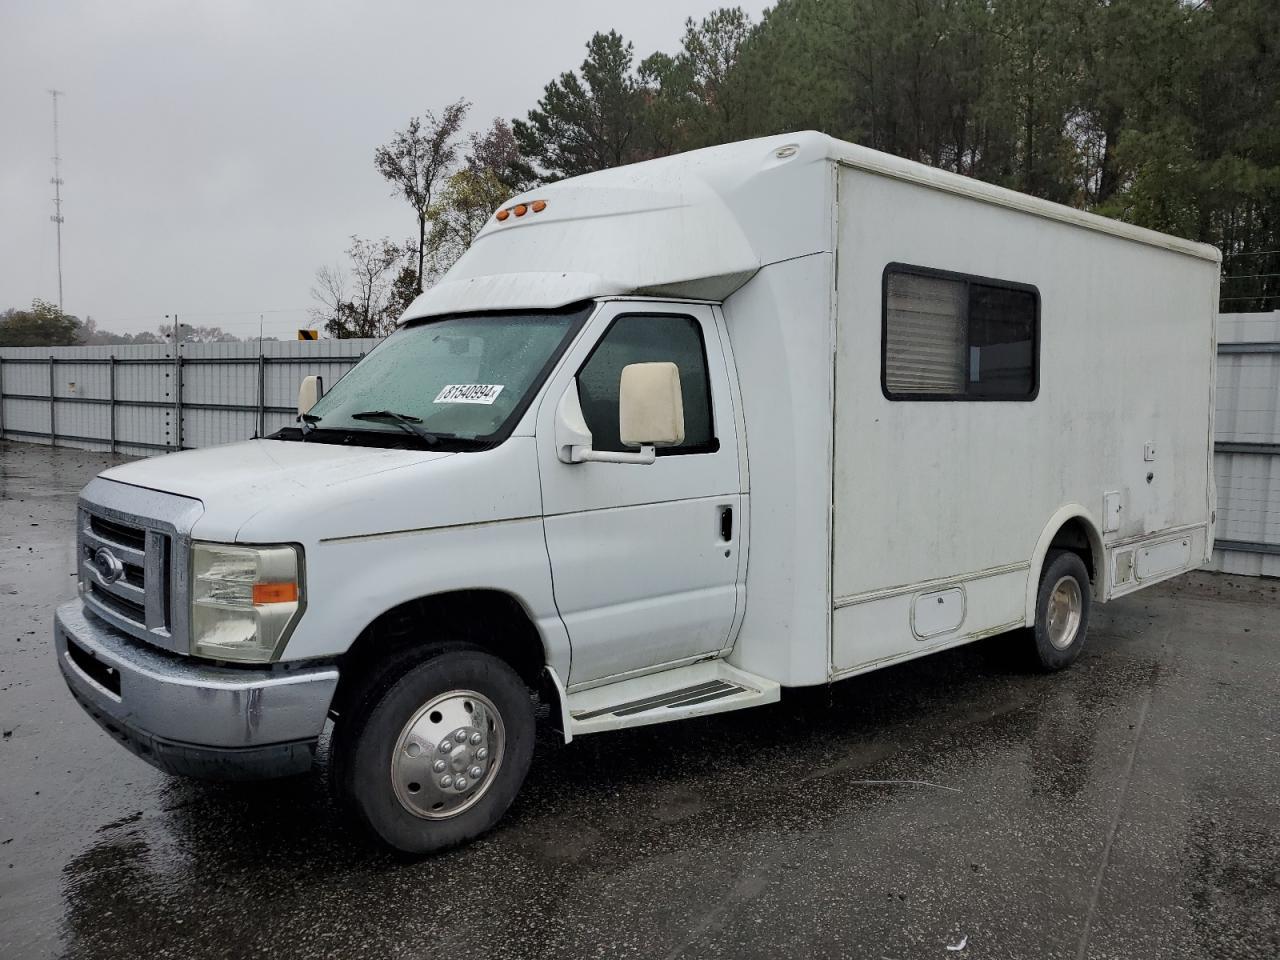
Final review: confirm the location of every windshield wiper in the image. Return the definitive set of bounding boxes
[350,410,444,446]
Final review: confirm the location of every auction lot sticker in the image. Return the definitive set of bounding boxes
[434,384,504,405]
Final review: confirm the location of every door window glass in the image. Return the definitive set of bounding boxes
[577,314,718,454]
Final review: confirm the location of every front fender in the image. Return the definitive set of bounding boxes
[280,515,569,677]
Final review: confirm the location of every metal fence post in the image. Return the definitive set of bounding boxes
[109,355,117,455]
[174,343,183,451]
[48,357,56,447]
[0,357,6,441]
[257,354,266,438]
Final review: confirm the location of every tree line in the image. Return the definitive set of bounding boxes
[0,300,247,347]
[314,0,1277,337]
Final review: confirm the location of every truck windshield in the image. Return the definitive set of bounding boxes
[297,304,590,448]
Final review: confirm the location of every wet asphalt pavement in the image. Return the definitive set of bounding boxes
[0,440,1277,960]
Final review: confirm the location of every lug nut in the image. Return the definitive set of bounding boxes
[469,732,483,745]
[454,730,468,744]
[439,740,453,754]
[455,777,468,790]
[476,747,488,761]
[433,759,447,773]
[468,765,483,779]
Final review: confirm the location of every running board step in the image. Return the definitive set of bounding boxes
[566,661,780,736]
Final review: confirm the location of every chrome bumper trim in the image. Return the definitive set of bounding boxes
[55,600,337,779]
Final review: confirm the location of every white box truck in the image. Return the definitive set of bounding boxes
[55,132,1219,853]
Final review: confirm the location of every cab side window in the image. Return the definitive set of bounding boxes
[577,314,718,454]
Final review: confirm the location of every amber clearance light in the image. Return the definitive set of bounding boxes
[495,200,547,223]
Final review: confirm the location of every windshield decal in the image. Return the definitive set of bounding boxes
[434,384,505,405]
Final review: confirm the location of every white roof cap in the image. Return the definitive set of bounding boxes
[404,132,833,319]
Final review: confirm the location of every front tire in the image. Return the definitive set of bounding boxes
[1030,550,1092,671]
[332,649,535,855]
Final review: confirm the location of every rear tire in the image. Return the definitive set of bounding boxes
[1030,550,1092,671]
[331,648,535,855]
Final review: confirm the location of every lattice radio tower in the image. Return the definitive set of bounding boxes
[49,89,66,312]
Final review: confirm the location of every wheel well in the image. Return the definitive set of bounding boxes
[1048,518,1098,584]
[329,589,547,720]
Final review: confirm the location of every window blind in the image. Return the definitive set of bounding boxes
[884,272,967,395]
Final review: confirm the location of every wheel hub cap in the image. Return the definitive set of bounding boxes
[392,690,505,819]
[1046,575,1083,650]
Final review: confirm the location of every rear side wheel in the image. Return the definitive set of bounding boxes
[332,649,535,854]
[1030,550,1092,671]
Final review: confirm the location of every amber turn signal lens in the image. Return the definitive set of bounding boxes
[513,204,528,217]
[531,200,546,212]
[495,209,510,222]
[252,582,298,605]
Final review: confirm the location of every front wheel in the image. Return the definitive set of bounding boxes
[1030,550,1092,671]
[332,649,536,854]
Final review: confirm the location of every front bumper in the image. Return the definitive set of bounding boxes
[54,600,338,780]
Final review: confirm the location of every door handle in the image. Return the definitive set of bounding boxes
[719,505,733,542]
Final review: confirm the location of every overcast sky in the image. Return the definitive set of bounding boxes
[0,0,768,339]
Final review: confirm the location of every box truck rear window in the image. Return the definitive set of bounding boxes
[882,264,1038,400]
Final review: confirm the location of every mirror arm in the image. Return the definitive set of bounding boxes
[571,445,656,465]
[555,380,593,463]
[553,378,659,466]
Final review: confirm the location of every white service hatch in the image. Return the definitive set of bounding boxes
[912,587,966,640]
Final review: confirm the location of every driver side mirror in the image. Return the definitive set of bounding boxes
[297,375,324,415]
[619,362,685,448]
[555,362,685,465]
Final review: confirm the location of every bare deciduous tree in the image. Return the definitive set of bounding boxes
[375,100,470,289]
[308,262,349,331]
[309,236,410,339]
[424,119,534,282]
[466,118,531,193]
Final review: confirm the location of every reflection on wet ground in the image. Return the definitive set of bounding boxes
[1,441,1277,959]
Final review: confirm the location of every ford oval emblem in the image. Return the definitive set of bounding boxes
[93,546,125,585]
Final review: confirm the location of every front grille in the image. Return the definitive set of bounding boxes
[89,514,147,551]
[122,563,145,589]
[76,479,201,656]
[80,508,160,636]
[89,582,147,621]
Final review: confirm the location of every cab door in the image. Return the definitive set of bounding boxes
[535,301,744,686]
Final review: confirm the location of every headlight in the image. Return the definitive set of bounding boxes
[191,542,303,662]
